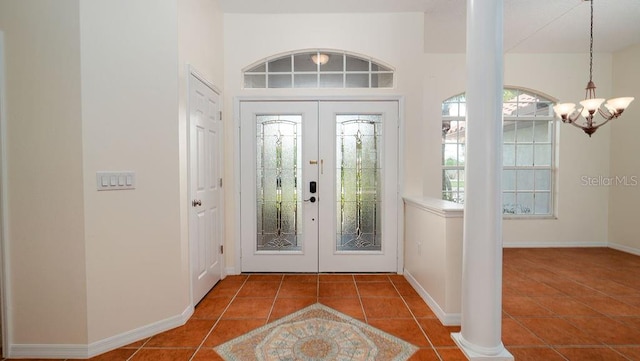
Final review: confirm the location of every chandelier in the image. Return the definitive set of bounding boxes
[553,0,634,137]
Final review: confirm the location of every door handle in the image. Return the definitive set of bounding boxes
[304,196,316,203]
[192,199,202,207]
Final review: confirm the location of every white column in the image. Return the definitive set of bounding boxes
[450,1,513,360]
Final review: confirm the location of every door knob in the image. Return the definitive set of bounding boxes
[192,199,202,207]
[304,196,316,203]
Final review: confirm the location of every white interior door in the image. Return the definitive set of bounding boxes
[240,100,398,273]
[189,72,222,304]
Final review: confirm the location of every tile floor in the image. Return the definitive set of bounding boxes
[5,247,640,361]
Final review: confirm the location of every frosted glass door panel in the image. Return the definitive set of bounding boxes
[336,115,382,251]
[256,116,302,251]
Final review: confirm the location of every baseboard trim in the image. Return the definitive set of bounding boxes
[503,242,640,256]
[403,269,461,326]
[225,266,239,275]
[503,242,608,248]
[8,305,194,359]
[608,243,640,256]
[8,343,88,359]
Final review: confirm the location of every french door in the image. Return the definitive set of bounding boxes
[240,101,399,272]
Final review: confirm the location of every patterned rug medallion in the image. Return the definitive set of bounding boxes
[214,303,418,361]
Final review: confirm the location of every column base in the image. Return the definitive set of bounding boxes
[451,333,514,361]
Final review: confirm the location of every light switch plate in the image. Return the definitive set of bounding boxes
[97,171,135,191]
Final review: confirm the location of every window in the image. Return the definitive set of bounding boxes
[442,88,556,216]
[243,50,394,89]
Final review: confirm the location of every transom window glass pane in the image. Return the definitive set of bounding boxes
[268,74,292,88]
[243,50,393,89]
[320,74,344,88]
[346,56,369,71]
[244,74,266,88]
[336,115,382,251]
[268,57,292,72]
[294,53,317,72]
[371,63,391,72]
[320,52,344,72]
[294,74,318,88]
[346,74,369,88]
[256,115,303,251]
[373,73,393,88]
[442,87,556,216]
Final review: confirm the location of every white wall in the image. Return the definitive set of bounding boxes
[80,0,187,343]
[424,53,613,246]
[609,44,640,253]
[0,0,88,344]
[404,198,463,325]
[223,12,425,270]
[0,0,225,351]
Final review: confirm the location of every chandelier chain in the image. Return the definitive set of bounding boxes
[589,0,594,82]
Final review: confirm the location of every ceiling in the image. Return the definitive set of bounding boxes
[219,0,640,53]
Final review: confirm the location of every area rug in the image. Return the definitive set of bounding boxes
[214,303,418,361]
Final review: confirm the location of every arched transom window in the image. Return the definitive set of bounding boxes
[243,50,394,89]
[442,87,557,216]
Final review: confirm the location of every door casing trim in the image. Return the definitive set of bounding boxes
[0,30,10,357]
[233,96,405,274]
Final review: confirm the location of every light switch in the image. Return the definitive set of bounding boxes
[97,171,136,191]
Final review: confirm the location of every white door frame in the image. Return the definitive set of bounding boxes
[0,30,10,356]
[233,96,405,274]
[187,65,224,305]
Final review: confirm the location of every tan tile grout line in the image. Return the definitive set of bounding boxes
[185,275,249,361]
[265,274,285,323]
[388,275,445,361]
[352,274,368,324]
